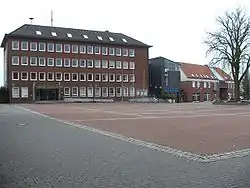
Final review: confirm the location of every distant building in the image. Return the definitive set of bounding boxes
[149,57,181,100]
[1,24,151,103]
[180,63,234,102]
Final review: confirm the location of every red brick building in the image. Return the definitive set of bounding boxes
[180,62,234,102]
[1,24,151,103]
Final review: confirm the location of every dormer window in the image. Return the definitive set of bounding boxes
[82,34,88,39]
[122,38,127,43]
[191,74,195,77]
[67,33,72,38]
[109,37,114,41]
[97,36,103,40]
[51,32,57,36]
[36,31,42,35]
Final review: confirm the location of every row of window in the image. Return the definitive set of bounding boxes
[12,71,135,82]
[11,41,135,57]
[11,86,135,99]
[192,81,234,89]
[11,56,135,69]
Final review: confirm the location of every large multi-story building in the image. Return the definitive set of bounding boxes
[1,24,151,103]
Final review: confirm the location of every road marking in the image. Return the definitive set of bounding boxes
[15,105,250,163]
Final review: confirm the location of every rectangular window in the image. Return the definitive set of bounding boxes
[109,48,115,55]
[109,61,115,69]
[208,82,211,88]
[56,72,62,81]
[72,45,78,53]
[130,87,135,97]
[64,44,70,53]
[47,58,54,66]
[94,46,101,54]
[30,72,37,81]
[129,62,135,69]
[116,87,122,97]
[95,73,101,81]
[47,43,54,52]
[39,43,45,51]
[80,59,86,67]
[109,87,115,97]
[123,87,128,97]
[56,58,62,67]
[64,87,70,96]
[39,57,45,66]
[192,81,196,88]
[12,71,19,80]
[116,61,121,69]
[102,87,108,97]
[87,60,93,68]
[64,59,70,67]
[122,48,128,56]
[95,87,101,97]
[94,60,101,68]
[21,72,28,81]
[47,72,54,81]
[21,41,28,51]
[30,42,37,51]
[72,59,79,67]
[87,73,93,81]
[64,73,70,81]
[12,56,19,65]
[72,87,78,96]
[123,61,128,69]
[72,73,78,81]
[79,45,86,54]
[102,60,108,68]
[87,46,93,54]
[102,74,108,82]
[79,73,86,81]
[204,82,207,88]
[116,74,122,82]
[21,87,28,98]
[129,74,135,82]
[79,87,86,97]
[102,47,108,55]
[197,81,200,88]
[116,48,121,56]
[56,44,62,52]
[109,74,115,82]
[12,87,19,98]
[12,41,19,50]
[129,49,135,57]
[123,74,128,82]
[21,56,28,65]
[87,87,93,97]
[39,72,46,81]
[30,57,37,66]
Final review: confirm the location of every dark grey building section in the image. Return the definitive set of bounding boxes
[149,57,180,98]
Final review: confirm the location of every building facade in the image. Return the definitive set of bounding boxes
[1,24,151,103]
[149,57,181,99]
[180,63,234,102]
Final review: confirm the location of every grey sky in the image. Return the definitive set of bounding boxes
[0,0,249,86]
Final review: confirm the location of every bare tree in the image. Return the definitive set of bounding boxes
[205,8,250,101]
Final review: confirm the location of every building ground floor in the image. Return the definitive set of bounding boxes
[9,83,148,103]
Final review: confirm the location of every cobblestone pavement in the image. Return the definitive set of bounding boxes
[1,104,250,188]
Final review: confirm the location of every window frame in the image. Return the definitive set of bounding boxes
[47,72,54,81]
[129,49,135,57]
[12,41,19,50]
[64,44,70,53]
[109,60,115,69]
[72,59,79,67]
[21,56,28,66]
[47,43,54,52]
[79,73,86,81]
[39,57,46,66]
[30,57,37,66]
[21,71,28,81]
[79,45,86,54]
[109,74,115,82]
[39,72,46,81]
[47,58,54,67]
[95,73,101,82]
[94,60,101,68]
[102,47,108,55]
[102,87,108,97]
[79,87,86,97]
[56,72,62,81]
[30,42,37,51]
[87,46,93,54]
[72,73,78,81]
[102,74,108,82]
[129,61,135,69]
[116,48,121,56]
[21,41,28,51]
[109,87,115,97]
[94,46,101,54]
[72,87,78,97]
[87,59,93,68]
[56,44,63,52]
[64,87,70,96]
[102,60,108,68]
[87,73,93,81]
[109,48,115,56]
[72,45,79,53]
[12,56,19,65]
[64,58,70,67]
[64,73,70,81]
[56,58,63,67]
[30,72,37,81]
[39,43,46,51]
[12,71,19,80]
[12,87,19,98]
[116,61,122,69]
[79,59,86,67]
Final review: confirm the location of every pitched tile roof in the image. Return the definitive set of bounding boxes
[180,62,217,80]
[1,24,151,48]
[212,67,233,81]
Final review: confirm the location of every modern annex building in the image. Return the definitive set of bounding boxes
[1,24,151,103]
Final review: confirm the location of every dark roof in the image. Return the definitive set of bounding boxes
[1,24,151,48]
[149,56,180,65]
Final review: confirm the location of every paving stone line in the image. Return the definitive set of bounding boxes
[15,105,250,163]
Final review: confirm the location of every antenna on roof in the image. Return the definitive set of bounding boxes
[29,17,34,24]
[51,10,54,26]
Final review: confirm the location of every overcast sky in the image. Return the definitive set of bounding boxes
[0,0,250,86]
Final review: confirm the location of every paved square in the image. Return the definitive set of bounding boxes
[19,102,250,156]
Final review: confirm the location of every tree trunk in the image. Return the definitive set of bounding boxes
[234,81,241,101]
